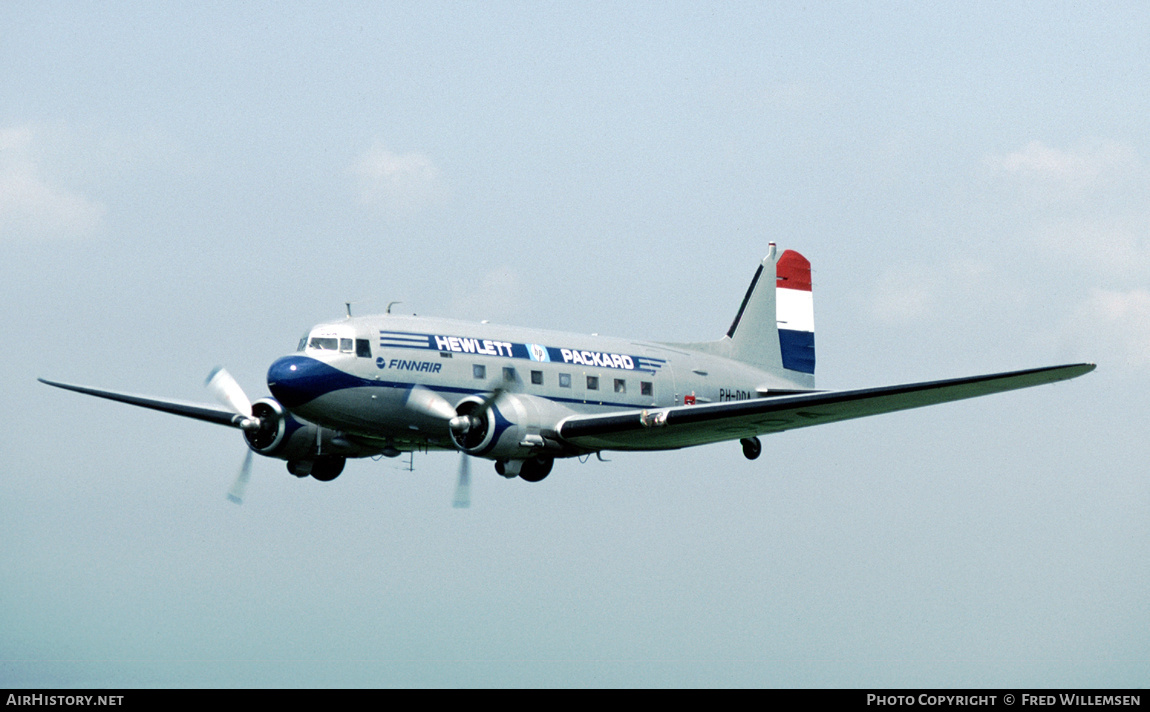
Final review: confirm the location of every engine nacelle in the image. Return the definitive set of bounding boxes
[449,392,576,460]
[243,398,377,462]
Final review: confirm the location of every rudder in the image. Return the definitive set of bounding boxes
[774,249,815,375]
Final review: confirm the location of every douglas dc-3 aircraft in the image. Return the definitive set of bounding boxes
[40,245,1094,506]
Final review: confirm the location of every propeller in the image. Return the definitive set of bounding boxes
[226,450,254,504]
[452,454,471,509]
[205,366,260,432]
[206,366,260,505]
[404,383,504,441]
[403,384,509,509]
[448,386,507,439]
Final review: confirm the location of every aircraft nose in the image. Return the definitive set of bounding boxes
[267,355,336,409]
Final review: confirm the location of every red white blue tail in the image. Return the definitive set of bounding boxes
[714,244,816,387]
[775,250,815,375]
[668,245,816,387]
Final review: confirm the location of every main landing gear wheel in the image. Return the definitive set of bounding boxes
[310,456,346,482]
[518,456,554,483]
[740,437,762,461]
[496,456,554,482]
[287,457,346,481]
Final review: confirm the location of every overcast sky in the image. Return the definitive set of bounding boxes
[2,2,1147,688]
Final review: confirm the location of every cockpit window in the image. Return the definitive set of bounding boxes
[305,331,364,355]
[297,336,308,352]
[308,337,339,350]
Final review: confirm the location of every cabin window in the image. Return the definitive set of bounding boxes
[559,373,572,388]
[614,379,626,394]
[531,370,544,385]
[356,339,372,358]
[503,367,517,382]
[641,381,653,396]
[473,364,486,379]
[587,375,599,390]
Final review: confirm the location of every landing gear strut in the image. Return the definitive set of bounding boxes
[740,437,762,460]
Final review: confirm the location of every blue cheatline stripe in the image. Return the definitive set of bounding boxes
[379,342,438,351]
[779,329,815,374]
[379,337,434,345]
[379,332,435,349]
[268,356,651,410]
[634,357,666,366]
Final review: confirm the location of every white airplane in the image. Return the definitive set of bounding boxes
[40,244,1094,505]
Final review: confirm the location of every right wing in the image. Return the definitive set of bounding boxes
[556,363,1095,451]
[38,378,241,428]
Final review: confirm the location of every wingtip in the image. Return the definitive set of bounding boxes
[1049,363,1096,379]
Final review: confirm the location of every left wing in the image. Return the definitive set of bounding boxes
[556,363,1095,451]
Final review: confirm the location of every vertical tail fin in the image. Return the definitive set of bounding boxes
[724,245,815,386]
[724,244,783,370]
[665,245,815,388]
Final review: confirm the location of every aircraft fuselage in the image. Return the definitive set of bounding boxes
[267,314,794,454]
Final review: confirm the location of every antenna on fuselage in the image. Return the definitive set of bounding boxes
[345,302,352,318]
[387,301,402,314]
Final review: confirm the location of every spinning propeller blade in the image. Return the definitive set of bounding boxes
[227,449,254,505]
[452,454,471,509]
[206,367,252,417]
[206,367,260,504]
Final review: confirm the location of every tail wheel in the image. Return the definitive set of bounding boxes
[740,437,762,460]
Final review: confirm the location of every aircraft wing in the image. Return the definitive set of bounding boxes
[555,363,1095,451]
[38,378,241,428]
